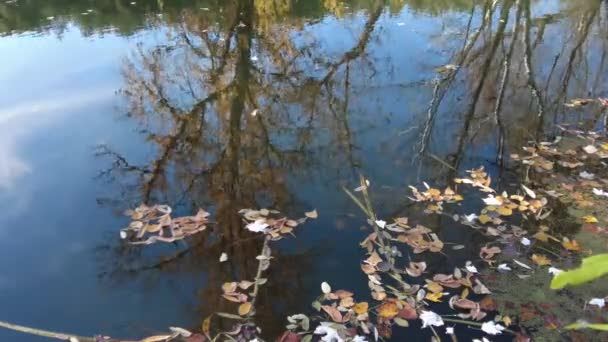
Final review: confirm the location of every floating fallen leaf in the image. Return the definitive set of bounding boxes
[520,237,531,246]
[478,214,493,224]
[425,291,443,302]
[562,238,581,252]
[353,302,369,315]
[583,145,598,154]
[364,252,383,266]
[375,220,386,228]
[483,196,503,206]
[521,185,536,198]
[481,321,506,335]
[141,335,174,342]
[238,302,252,316]
[465,261,478,273]
[497,264,512,272]
[531,254,552,266]
[406,261,427,277]
[321,305,343,323]
[548,267,563,276]
[377,302,399,318]
[513,259,532,270]
[583,215,598,223]
[321,282,331,294]
[420,311,444,328]
[425,281,443,293]
[480,246,502,260]
[219,253,228,262]
[589,298,606,308]
[305,210,318,219]
[564,98,593,108]
[497,206,513,216]
[246,220,269,233]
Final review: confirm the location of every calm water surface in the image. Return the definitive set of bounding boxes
[0,0,606,340]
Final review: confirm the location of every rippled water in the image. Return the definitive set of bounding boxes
[0,0,606,340]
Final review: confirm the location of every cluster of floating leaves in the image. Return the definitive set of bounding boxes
[120,204,209,245]
[239,208,317,240]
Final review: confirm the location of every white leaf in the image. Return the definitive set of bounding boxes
[250,109,258,116]
[481,321,506,335]
[580,171,596,179]
[497,264,512,272]
[420,311,444,328]
[521,185,536,199]
[375,220,386,229]
[520,237,531,246]
[583,145,598,154]
[314,325,343,342]
[246,220,269,233]
[353,336,367,342]
[548,267,563,276]
[465,261,478,273]
[446,327,455,335]
[513,259,532,270]
[119,231,127,239]
[593,188,608,197]
[589,298,606,308]
[305,210,319,219]
[219,253,228,262]
[464,214,478,222]
[321,282,331,294]
[483,196,502,206]
[473,338,490,342]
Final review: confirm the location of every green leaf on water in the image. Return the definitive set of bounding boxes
[565,322,608,331]
[551,254,608,289]
[394,317,410,327]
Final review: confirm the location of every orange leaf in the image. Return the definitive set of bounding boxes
[353,302,369,315]
[377,302,399,318]
[562,238,581,252]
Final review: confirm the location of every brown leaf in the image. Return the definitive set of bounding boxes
[397,302,418,320]
[334,290,354,299]
[238,302,253,316]
[479,296,497,311]
[277,331,301,342]
[364,252,383,266]
[185,334,207,342]
[480,246,501,260]
[321,305,343,323]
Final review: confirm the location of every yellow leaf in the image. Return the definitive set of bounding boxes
[142,335,173,342]
[202,316,211,335]
[478,214,492,224]
[425,281,443,293]
[353,302,369,315]
[583,215,598,223]
[533,231,549,242]
[497,206,513,216]
[531,254,552,266]
[503,316,512,326]
[562,238,581,252]
[427,188,441,197]
[377,302,399,318]
[425,291,443,302]
[238,302,253,316]
[453,194,464,201]
[486,206,497,212]
[461,287,469,299]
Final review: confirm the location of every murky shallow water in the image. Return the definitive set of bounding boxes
[0,0,606,340]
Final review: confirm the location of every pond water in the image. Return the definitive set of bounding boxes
[0,0,607,341]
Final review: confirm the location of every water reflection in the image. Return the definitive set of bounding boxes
[94,0,608,338]
[0,0,607,340]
